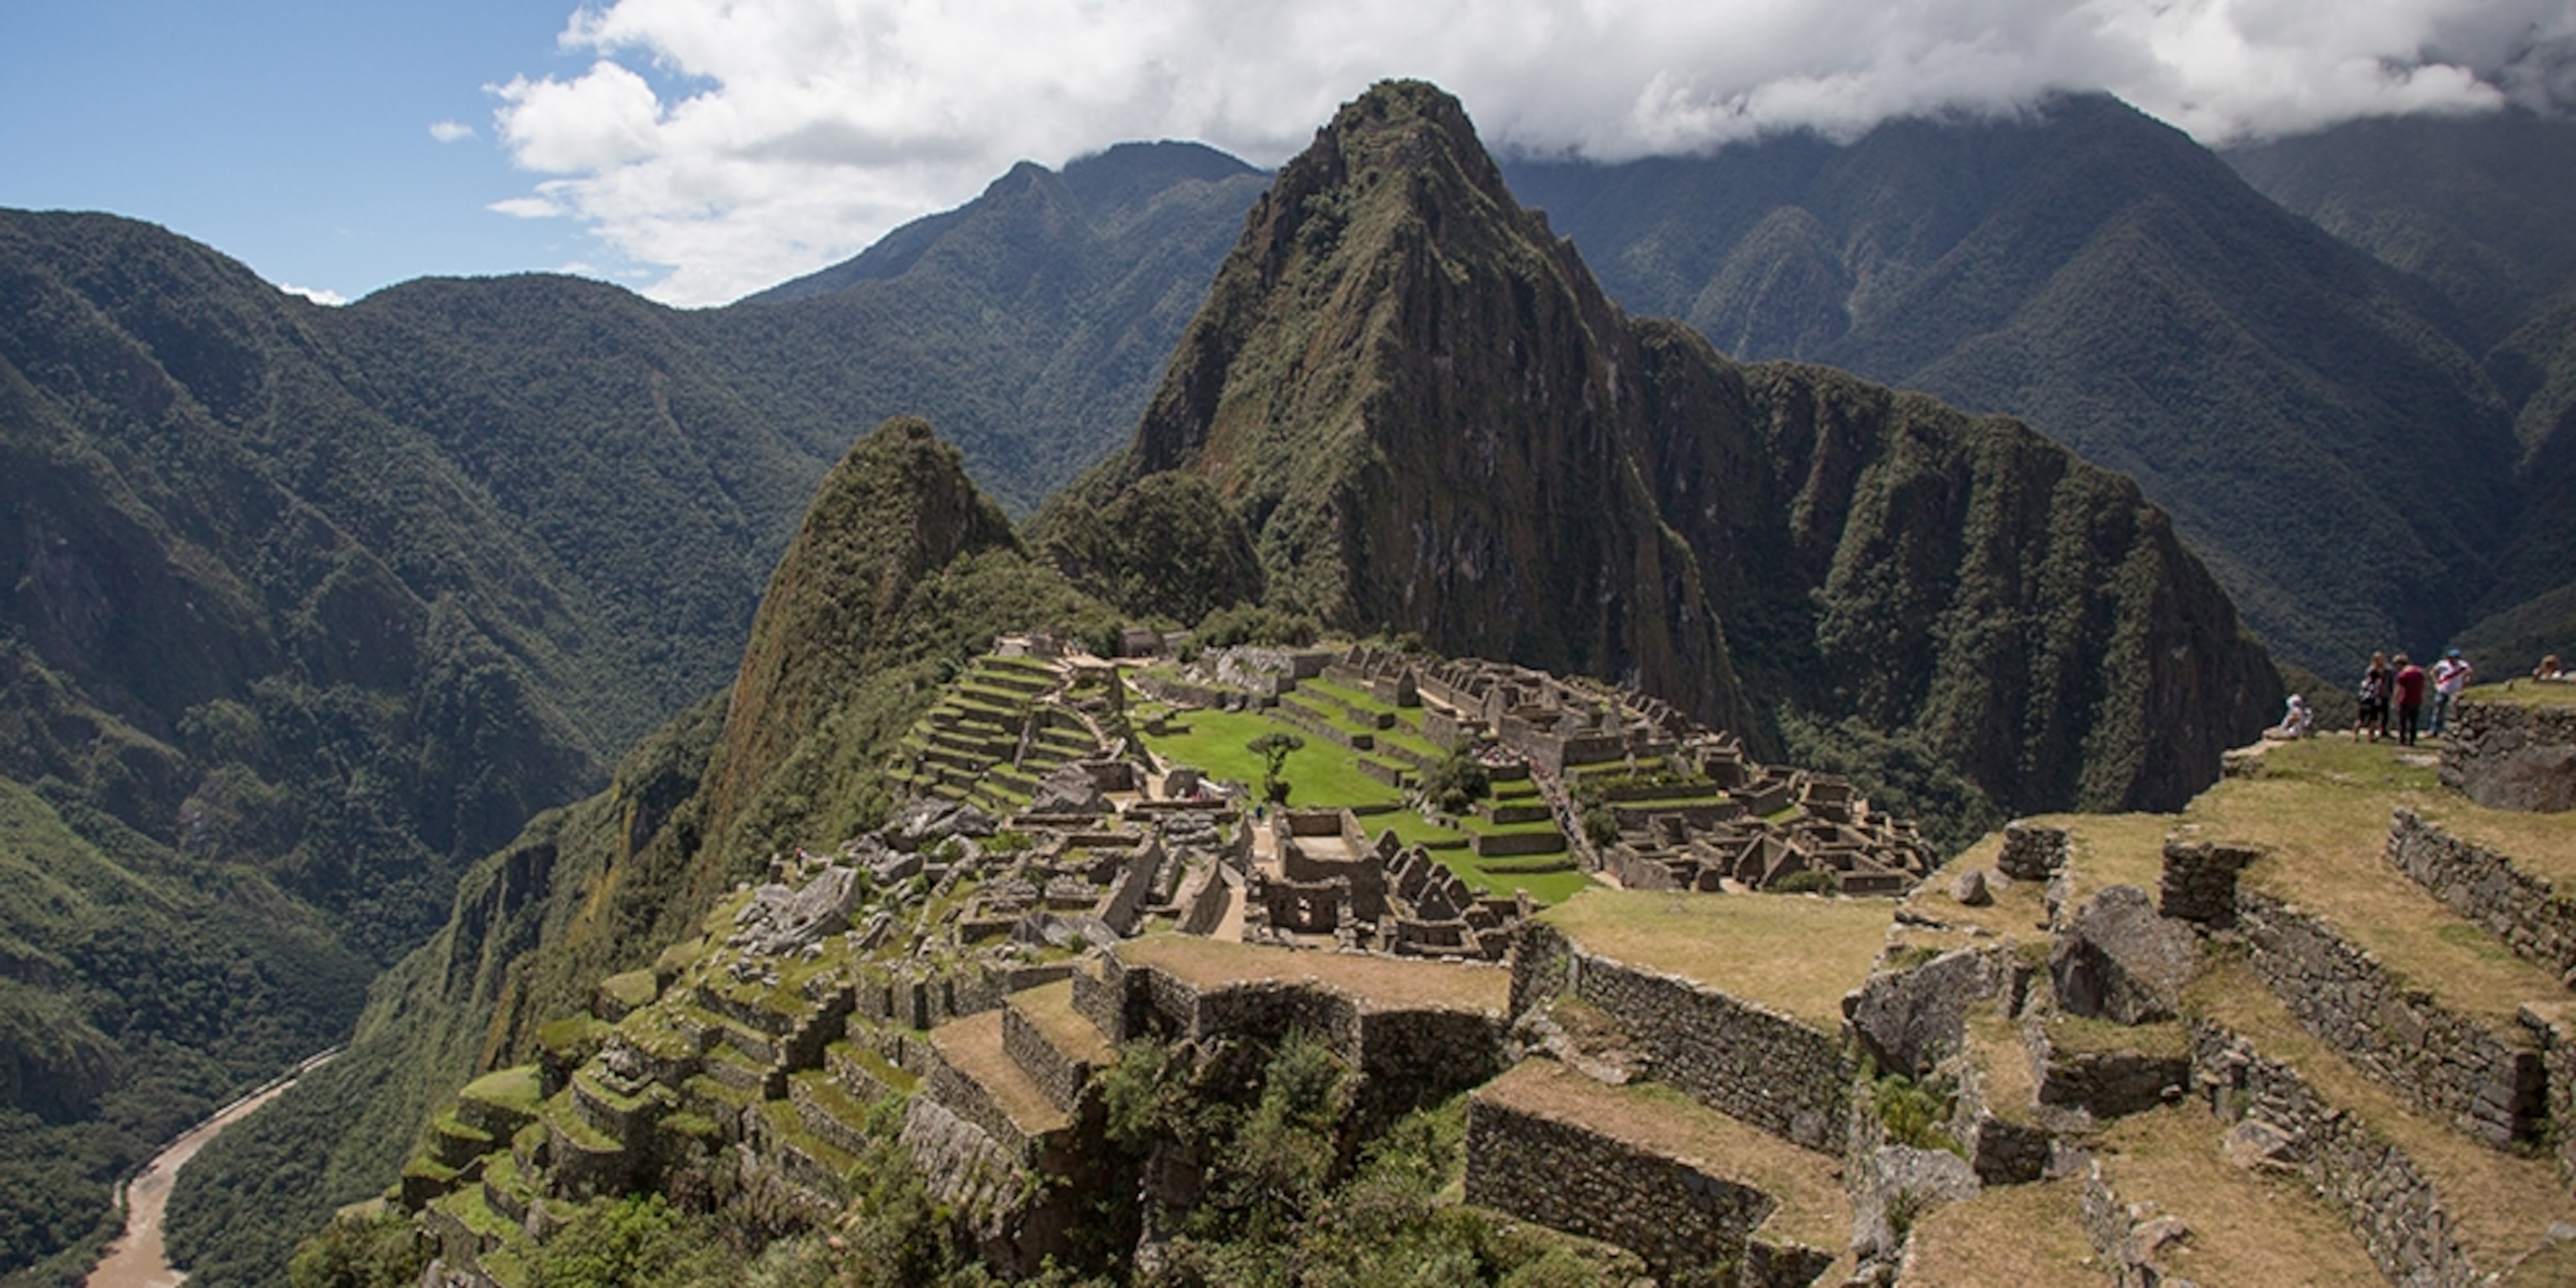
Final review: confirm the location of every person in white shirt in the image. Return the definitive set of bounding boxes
[2264,693,2314,740]
[2429,649,2473,737]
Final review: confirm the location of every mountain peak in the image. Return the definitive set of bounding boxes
[1095,80,2277,819]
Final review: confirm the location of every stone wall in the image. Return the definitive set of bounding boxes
[2190,1021,2481,1287]
[1463,1093,1829,1286]
[1002,1005,1093,1116]
[1997,821,2070,882]
[1512,923,1852,1152]
[2079,1157,2191,1288]
[2157,839,2257,927]
[2440,699,2576,813]
[2521,1002,2576,1184]
[2023,1018,2187,1119]
[1102,952,1509,1109]
[2387,808,2576,982]
[2236,888,2544,1148]
[919,1038,1052,1166]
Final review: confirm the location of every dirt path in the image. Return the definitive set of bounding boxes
[86,1049,340,1288]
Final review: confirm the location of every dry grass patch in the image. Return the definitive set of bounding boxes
[2038,811,2174,896]
[2184,953,2576,1270]
[2137,736,2560,1030]
[2461,682,2576,708]
[1115,934,1509,1014]
[2046,1013,2189,1061]
[1537,889,1890,1030]
[1009,979,1113,1065]
[1896,1179,2097,1288]
[2093,1104,2381,1287]
[1476,1060,1850,1249]
[1897,844,2052,958]
[1964,1012,2037,1121]
[928,1010,1068,1135]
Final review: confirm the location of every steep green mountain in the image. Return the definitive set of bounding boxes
[0,211,758,1282]
[1501,96,2518,675]
[1075,81,2280,822]
[0,140,1254,1282]
[164,420,1120,1288]
[708,142,1270,513]
[2221,112,2576,674]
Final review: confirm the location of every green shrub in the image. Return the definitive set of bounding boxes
[1773,870,1841,895]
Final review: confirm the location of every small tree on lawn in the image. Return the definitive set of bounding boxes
[1246,731,1304,805]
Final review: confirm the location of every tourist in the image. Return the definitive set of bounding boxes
[2263,693,2314,741]
[2538,654,2566,682]
[2392,652,2428,746]
[2429,649,2473,737]
[2354,652,2391,741]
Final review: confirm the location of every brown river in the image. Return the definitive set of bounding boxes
[85,1050,339,1288]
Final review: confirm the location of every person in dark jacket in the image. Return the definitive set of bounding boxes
[2354,652,2391,741]
[2392,652,2428,747]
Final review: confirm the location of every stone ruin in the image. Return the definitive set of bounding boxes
[1240,808,1530,959]
[1329,646,1936,896]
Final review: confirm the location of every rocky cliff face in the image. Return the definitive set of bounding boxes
[1099,81,2278,816]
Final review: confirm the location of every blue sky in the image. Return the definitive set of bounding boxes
[7,0,2565,308]
[0,0,654,302]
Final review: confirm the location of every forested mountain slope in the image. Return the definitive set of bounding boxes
[1503,96,2519,675]
[165,421,1119,1287]
[0,141,1254,1283]
[2222,112,2576,675]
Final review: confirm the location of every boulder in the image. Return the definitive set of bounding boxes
[2049,885,2194,1024]
[1846,946,2001,1078]
[2221,1118,2298,1173]
[1028,766,1109,816]
[1851,1144,1981,1262]
[1950,866,1993,906]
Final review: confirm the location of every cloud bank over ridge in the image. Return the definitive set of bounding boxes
[485,0,2576,304]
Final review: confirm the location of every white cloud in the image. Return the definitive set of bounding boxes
[486,0,2576,305]
[279,283,350,306]
[429,119,477,143]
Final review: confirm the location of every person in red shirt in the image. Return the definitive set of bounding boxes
[2392,652,2428,746]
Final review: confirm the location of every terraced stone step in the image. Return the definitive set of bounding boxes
[2186,953,2576,1283]
[922,1010,1072,1161]
[1001,978,1115,1114]
[955,681,1036,711]
[827,1038,919,1100]
[1465,1060,1848,1286]
[702,1043,771,1093]
[787,1068,879,1161]
[2387,803,2576,983]
[751,1098,861,1197]
[2080,1103,2384,1288]
[967,665,1057,697]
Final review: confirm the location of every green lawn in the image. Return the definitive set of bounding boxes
[1136,707,1405,808]
[1429,849,1595,905]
